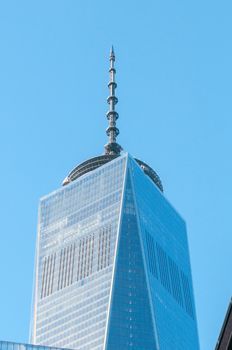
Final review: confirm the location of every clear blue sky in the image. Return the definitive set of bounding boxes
[0,1,231,349]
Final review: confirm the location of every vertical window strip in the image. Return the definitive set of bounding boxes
[143,235,195,317]
[83,237,88,278]
[145,232,153,274]
[90,236,94,274]
[82,239,85,279]
[60,248,66,289]
[168,257,183,306]
[97,232,101,271]
[77,241,81,281]
[104,229,107,268]
[42,241,94,295]
[49,228,109,293]
[85,238,89,277]
[156,244,171,293]
[50,253,56,295]
[70,244,75,284]
[44,255,50,297]
[43,256,48,298]
[106,228,110,267]
[169,257,178,303]
[97,226,112,271]
[102,229,105,269]
[64,246,69,288]
[145,232,158,279]
[79,240,83,280]
[150,236,158,278]
[86,237,91,277]
[90,236,93,273]
[107,230,111,267]
[100,230,104,270]
[65,245,71,287]
[84,238,87,278]
[181,272,194,319]
[80,240,84,280]
[40,257,47,299]
[47,254,53,296]
[103,230,106,269]
[57,249,63,290]
[67,246,72,286]
[68,245,73,286]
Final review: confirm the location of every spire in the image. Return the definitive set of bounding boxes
[104,46,122,155]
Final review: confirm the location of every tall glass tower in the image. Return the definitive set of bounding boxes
[31,48,200,350]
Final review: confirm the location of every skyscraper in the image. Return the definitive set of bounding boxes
[30,48,200,350]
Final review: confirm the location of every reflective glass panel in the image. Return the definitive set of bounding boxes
[31,155,127,350]
[129,156,200,349]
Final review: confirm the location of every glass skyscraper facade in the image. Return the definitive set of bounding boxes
[29,47,200,349]
[31,153,200,350]
[31,155,127,350]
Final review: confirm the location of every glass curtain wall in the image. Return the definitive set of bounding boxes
[31,155,127,350]
[128,156,200,350]
[31,153,200,350]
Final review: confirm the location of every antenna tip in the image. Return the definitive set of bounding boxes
[110,45,115,59]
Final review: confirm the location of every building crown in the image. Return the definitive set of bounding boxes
[62,48,163,192]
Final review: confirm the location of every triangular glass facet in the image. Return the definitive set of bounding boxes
[106,169,157,350]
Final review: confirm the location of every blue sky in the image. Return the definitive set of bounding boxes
[0,1,231,349]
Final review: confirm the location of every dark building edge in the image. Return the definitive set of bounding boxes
[215,298,232,350]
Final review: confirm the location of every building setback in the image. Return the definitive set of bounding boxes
[30,48,200,350]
